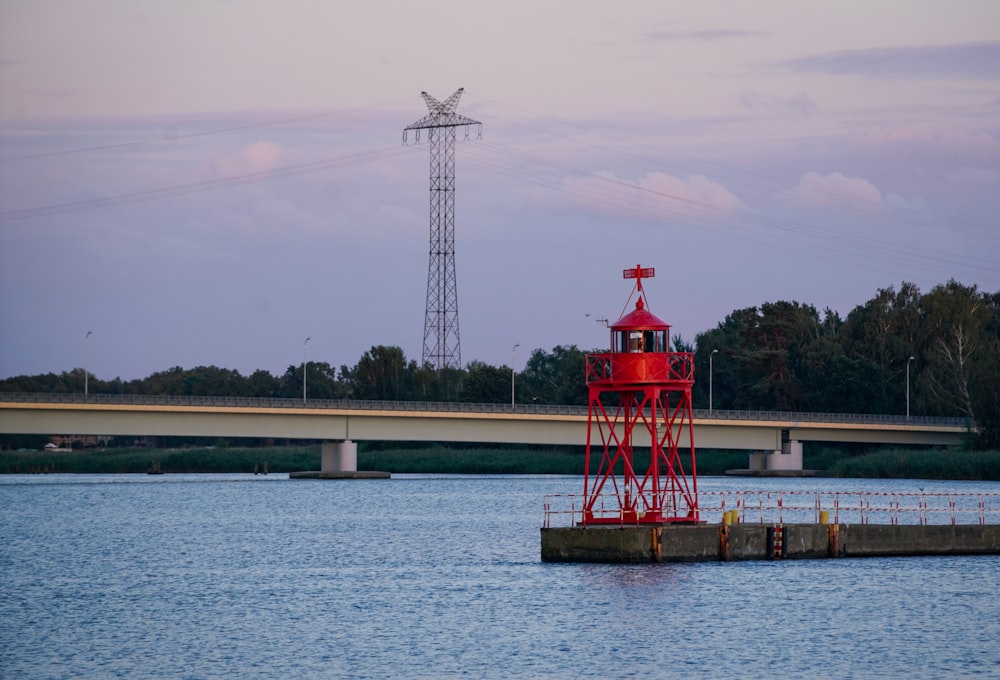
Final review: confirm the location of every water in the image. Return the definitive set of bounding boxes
[2,474,999,679]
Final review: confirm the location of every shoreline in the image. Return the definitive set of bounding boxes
[2,444,999,481]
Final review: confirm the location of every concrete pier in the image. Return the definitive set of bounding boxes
[289,470,391,479]
[540,524,1000,563]
[726,439,822,476]
[289,440,390,480]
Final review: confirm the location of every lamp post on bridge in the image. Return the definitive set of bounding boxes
[511,343,519,408]
[709,349,718,412]
[84,330,92,397]
[907,355,915,418]
[303,336,311,403]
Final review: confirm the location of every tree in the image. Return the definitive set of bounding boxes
[694,316,743,410]
[0,372,70,393]
[461,361,510,403]
[142,366,189,395]
[300,361,346,400]
[183,366,249,396]
[341,346,415,400]
[918,280,992,423]
[247,369,280,398]
[797,340,882,414]
[672,333,694,353]
[403,364,458,401]
[696,302,820,411]
[971,291,1000,449]
[519,345,588,405]
[841,282,922,414]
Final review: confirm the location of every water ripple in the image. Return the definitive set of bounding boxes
[2,474,999,678]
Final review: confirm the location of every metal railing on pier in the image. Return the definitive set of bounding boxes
[543,491,1000,528]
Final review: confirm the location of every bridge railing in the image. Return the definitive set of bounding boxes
[543,491,1000,528]
[0,392,583,416]
[0,392,973,429]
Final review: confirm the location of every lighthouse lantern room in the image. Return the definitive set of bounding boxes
[582,265,699,525]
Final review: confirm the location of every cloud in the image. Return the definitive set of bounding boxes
[884,193,928,215]
[645,29,768,42]
[777,172,934,227]
[781,171,886,211]
[738,91,818,115]
[773,41,1000,80]
[212,141,284,178]
[556,171,744,224]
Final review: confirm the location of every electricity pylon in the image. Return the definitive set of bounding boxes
[404,88,481,370]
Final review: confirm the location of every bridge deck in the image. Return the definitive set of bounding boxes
[0,393,972,449]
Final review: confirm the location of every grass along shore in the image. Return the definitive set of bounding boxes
[2,444,1000,480]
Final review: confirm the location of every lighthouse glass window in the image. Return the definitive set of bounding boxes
[646,330,668,352]
[618,330,668,352]
[629,331,643,352]
[614,331,631,352]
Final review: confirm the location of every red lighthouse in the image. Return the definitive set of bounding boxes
[582,265,699,525]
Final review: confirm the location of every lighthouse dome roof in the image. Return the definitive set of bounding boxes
[610,298,671,330]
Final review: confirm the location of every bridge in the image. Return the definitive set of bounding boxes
[0,393,971,474]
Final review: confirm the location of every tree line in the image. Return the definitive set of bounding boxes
[3,279,997,448]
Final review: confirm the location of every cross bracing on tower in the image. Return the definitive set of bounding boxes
[403,88,482,370]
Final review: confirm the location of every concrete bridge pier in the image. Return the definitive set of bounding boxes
[289,440,390,480]
[733,440,819,477]
[769,439,803,472]
[322,440,357,472]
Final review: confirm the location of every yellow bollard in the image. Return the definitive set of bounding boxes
[723,510,732,526]
[820,510,829,525]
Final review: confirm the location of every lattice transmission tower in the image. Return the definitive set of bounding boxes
[403,88,481,370]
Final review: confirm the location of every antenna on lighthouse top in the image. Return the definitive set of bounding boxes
[621,264,655,312]
[623,264,655,289]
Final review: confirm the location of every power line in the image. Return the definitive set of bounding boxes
[0,98,413,163]
[463,91,998,241]
[460,138,996,282]
[2,93,994,287]
[0,145,416,222]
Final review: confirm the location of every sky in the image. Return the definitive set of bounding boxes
[1,0,998,382]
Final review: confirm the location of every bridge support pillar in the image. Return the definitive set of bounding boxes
[767,440,803,471]
[290,440,388,479]
[732,440,815,477]
[322,440,357,473]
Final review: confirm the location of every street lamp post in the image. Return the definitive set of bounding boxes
[907,355,915,418]
[303,336,311,403]
[84,330,92,396]
[511,343,520,408]
[709,349,718,412]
